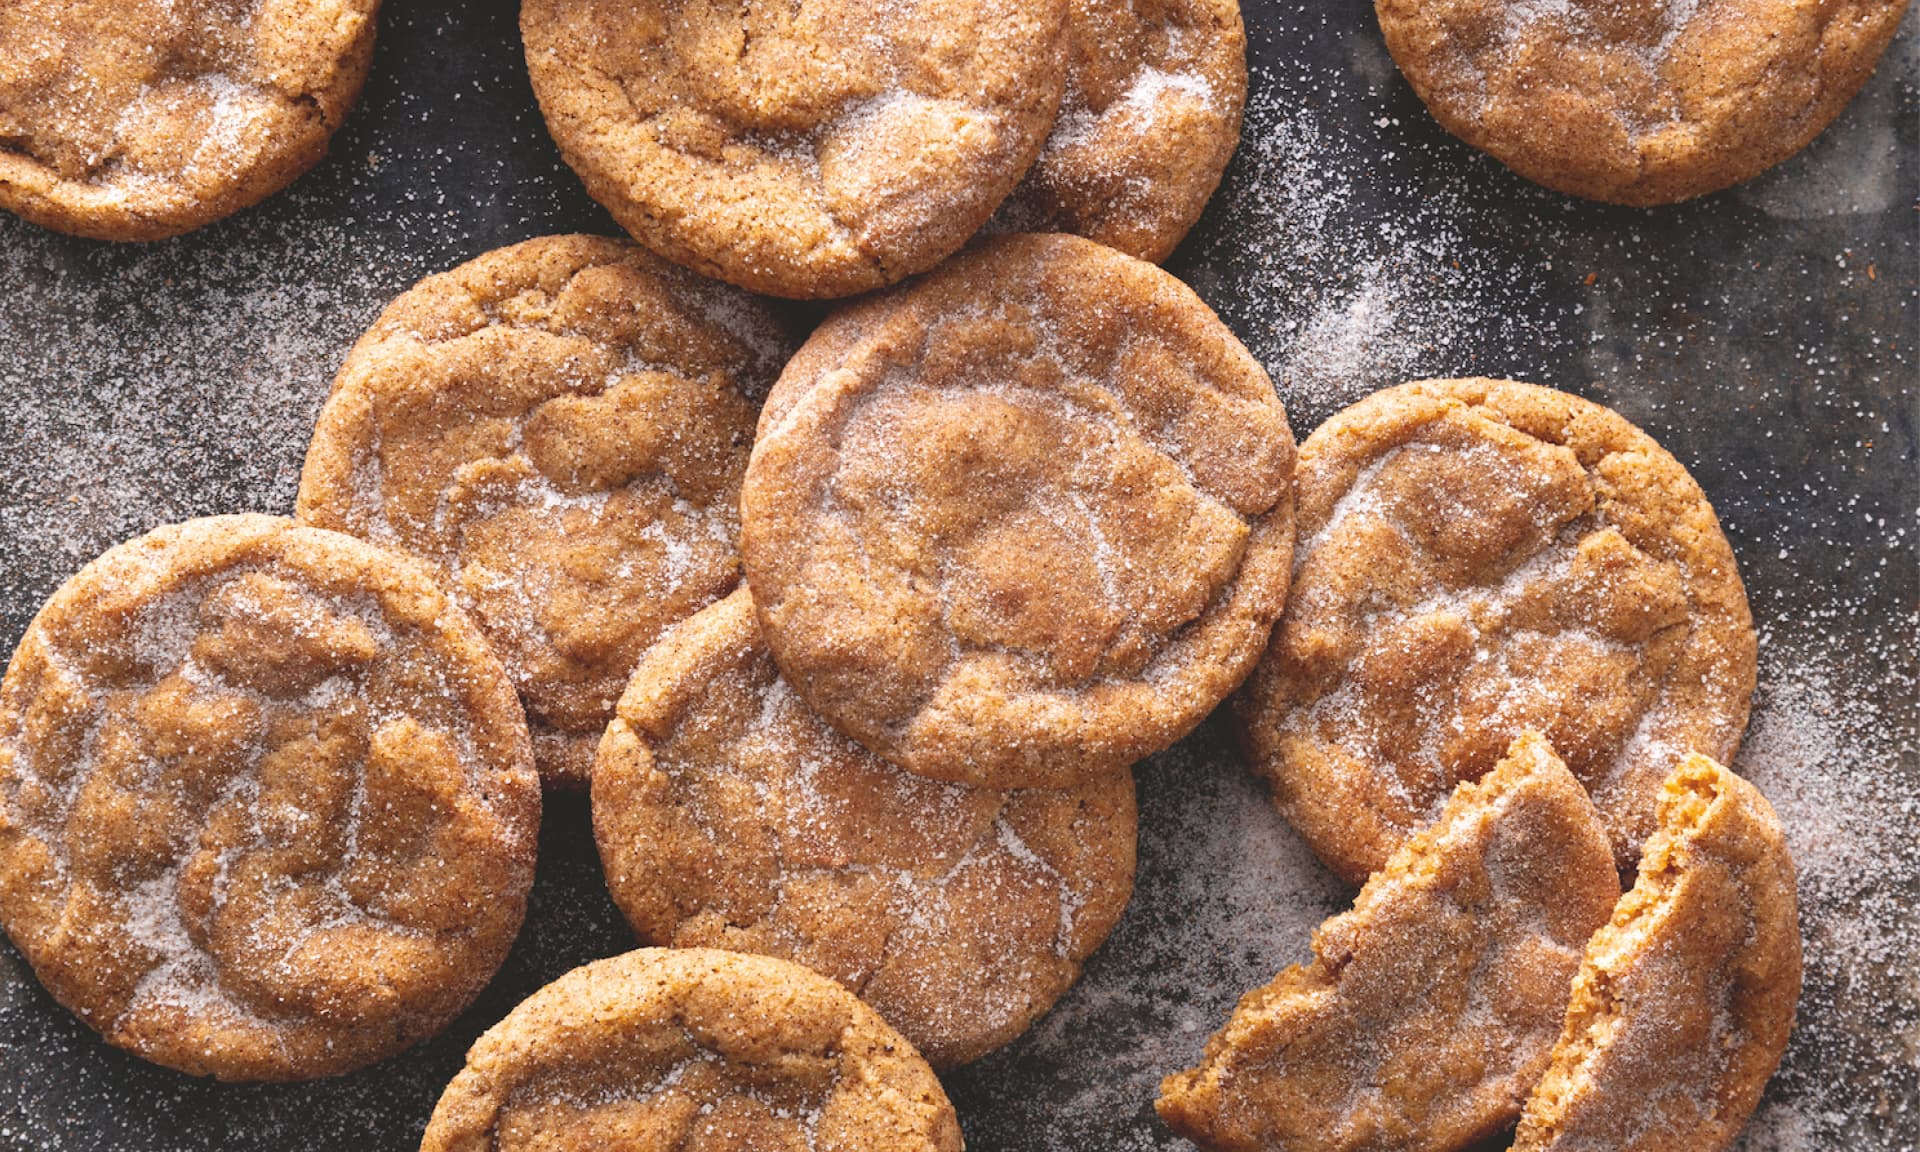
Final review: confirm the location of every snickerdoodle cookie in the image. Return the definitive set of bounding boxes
[742,233,1296,790]
[593,588,1138,1068]
[0,515,539,1081]
[420,948,963,1152]
[1514,754,1800,1152]
[0,0,380,240]
[1239,377,1755,883]
[297,234,791,788]
[520,0,1070,299]
[997,0,1248,262]
[1158,732,1620,1152]
[1376,0,1911,205]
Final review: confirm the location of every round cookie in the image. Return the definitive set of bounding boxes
[520,0,1072,300]
[996,0,1248,262]
[0,515,539,1081]
[1240,377,1756,884]
[1375,0,1911,205]
[593,588,1138,1069]
[1157,732,1621,1152]
[1514,754,1801,1152]
[297,234,792,788]
[0,0,380,240]
[742,233,1297,790]
[420,948,964,1152]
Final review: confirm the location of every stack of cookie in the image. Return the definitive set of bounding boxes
[0,0,1880,1147]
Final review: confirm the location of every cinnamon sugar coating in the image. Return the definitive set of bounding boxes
[420,948,963,1152]
[1376,0,1911,205]
[297,234,792,788]
[1239,377,1755,883]
[1514,754,1801,1152]
[1158,732,1620,1152]
[742,233,1297,790]
[520,0,1070,299]
[0,0,380,240]
[593,588,1138,1068]
[0,515,539,1081]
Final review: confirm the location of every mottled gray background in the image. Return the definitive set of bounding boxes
[0,2,1914,1150]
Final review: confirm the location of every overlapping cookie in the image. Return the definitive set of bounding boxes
[0,0,381,240]
[593,588,1138,1068]
[0,515,539,1080]
[1376,0,1912,204]
[298,234,791,788]
[420,948,963,1152]
[743,233,1297,789]
[1239,377,1756,883]
[1157,732,1620,1152]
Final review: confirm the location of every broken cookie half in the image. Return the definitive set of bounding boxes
[1514,753,1801,1152]
[1157,732,1619,1152]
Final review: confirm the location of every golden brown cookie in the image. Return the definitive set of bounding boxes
[1376,0,1911,205]
[420,947,964,1152]
[520,0,1071,299]
[0,0,380,240]
[297,234,791,788]
[1239,377,1755,883]
[996,0,1248,262]
[593,588,1138,1069]
[1156,732,1620,1152]
[0,515,539,1081]
[1514,754,1801,1152]
[742,233,1297,790]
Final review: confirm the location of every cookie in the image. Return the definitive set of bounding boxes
[0,515,539,1081]
[1376,0,1911,205]
[1513,754,1801,1152]
[742,233,1296,790]
[0,0,380,241]
[593,588,1138,1068]
[297,234,791,788]
[996,0,1247,262]
[1156,732,1620,1152]
[1239,377,1755,883]
[520,0,1070,299]
[420,947,964,1152]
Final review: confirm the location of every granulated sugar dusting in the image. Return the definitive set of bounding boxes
[2,0,1915,1149]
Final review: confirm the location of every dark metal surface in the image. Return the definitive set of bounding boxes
[0,2,1914,1149]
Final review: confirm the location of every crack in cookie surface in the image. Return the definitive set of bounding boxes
[1239,377,1755,883]
[592,588,1138,1068]
[0,515,539,1080]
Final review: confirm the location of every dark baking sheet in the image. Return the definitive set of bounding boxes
[1,2,1914,1149]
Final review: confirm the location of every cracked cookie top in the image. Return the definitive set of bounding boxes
[1157,732,1621,1152]
[592,588,1138,1068]
[520,0,1070,299]
[1375,0,1911,204]
[297,234,792,788]
[1239,377,1755,884]
[0,0,380,240]
[742,234,1296,789]
[420,948,963,1152]
[0,515,539,1081]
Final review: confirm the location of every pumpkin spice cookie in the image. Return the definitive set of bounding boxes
[298,234,791,788]
[1239,377,1755,883]
[996,0,1249,262]
[420,948,964,1152]
[742,233,1297,790]
[520,0,1070,299]
[1514,754,1801,1152]
[0,515,539,1081]
[1376,0,1911,205]
[593,588,1138,1068]
[1156,732,1620,1152]
[0,0,380,240]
